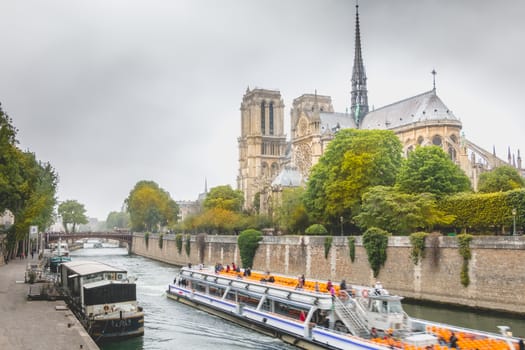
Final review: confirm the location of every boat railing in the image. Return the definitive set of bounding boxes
[333,291,370,337]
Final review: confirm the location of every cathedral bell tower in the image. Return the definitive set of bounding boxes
[350,4,369,125]
[237,88,287,211]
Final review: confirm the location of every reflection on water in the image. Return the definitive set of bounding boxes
[70,248,525,349]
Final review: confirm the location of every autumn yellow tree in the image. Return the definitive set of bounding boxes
[126,181,179,232]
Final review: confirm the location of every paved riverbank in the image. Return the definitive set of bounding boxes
[0,257,99,350]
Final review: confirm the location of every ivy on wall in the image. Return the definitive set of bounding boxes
[144,232,149,248]
[348,236,356,263]
[158,233,164,249]
[409,232,428,265]
[197,233,206,263]
[457,233,473,287]
[175,234,183,254]
[362,227,390,277]
[237,229,263,268]
[324,236,333,259]
[185,234,191,256]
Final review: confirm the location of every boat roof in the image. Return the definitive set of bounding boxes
[61,260,126,276]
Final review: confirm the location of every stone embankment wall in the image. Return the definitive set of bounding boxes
[132,234,525,314]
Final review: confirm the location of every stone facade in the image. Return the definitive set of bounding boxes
[132,234,525,314]
[237,6,523,212]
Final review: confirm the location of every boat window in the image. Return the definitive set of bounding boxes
[237,291,259,308]
[225,291,237,302]
[209,285,224,297]
[274,300,307,320]
[388,301,403,313]
[194,282,206,293]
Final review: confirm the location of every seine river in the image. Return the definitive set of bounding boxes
[70,248,525,350]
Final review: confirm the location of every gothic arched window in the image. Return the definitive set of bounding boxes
[269,102,274,135]
[432,135,442,146]
[417,136,424,145]
[261,101,266,135]
[449,146,457,161]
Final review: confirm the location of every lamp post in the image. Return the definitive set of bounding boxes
[512,208,517,236]
[340,216,344,236]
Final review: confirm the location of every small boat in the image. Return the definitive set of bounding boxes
[167,266,521,350]
[58,260,144,342]
[44,239,71,272]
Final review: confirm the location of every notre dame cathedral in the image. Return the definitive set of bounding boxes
[237,5,522,214]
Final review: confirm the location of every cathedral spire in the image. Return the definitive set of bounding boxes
[350,2,369,126]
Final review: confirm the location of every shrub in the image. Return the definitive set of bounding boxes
[348,236,356,263]
[305,224,328,235]
[409,232,428,265]
[362,227,390,277]
[175,234,183,254]
[237,229,263,268]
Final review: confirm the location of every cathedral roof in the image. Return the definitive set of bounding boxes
[360,90,460,130]
[271,166,303,188]
[320,112,358,134]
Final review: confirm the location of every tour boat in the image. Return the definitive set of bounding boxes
[58,260,144,342]
[166,266,522,350]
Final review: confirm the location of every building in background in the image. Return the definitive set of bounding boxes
[238,4,522,213]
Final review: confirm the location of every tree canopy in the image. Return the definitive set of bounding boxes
[354,186,454,235]
[106,211,130,230]
[58,200,88,233]
[274,187,309,234]
[303,129,403,226]
[397,146,471,197]
[1,105,58,256]
[478,165,525,193]
[126,180,179,232]
[203,185,244,212]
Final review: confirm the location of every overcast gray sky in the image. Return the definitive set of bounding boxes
[1,0,524,221]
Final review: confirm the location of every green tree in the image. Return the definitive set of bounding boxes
[58,200,88,233]
[354,186,454,235]
[304,129,403,226]
[195,207,241,234]
[203,185,244,212]
[478,166,525,193]
[275,187,309,234]
[1,107,57,257]
[397,146,471,197]
[126,180,179,232]
[106,211,130,230]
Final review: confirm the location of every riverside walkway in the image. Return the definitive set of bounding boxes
[0,257,99,350]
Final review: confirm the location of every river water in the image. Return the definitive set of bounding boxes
[70,248,525,350]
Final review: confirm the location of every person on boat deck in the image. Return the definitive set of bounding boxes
[326,279,333,293]
[374,280,383,295]
[340,279,347,291]
[299,310,306,322]
[518,338,524,350]
[449,332,458,349]
[226,265,230,272]
[295,275,304,290]
[370,327,378,338]
[232,262,236,271]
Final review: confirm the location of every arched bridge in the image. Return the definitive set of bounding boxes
[45,231,133,252]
